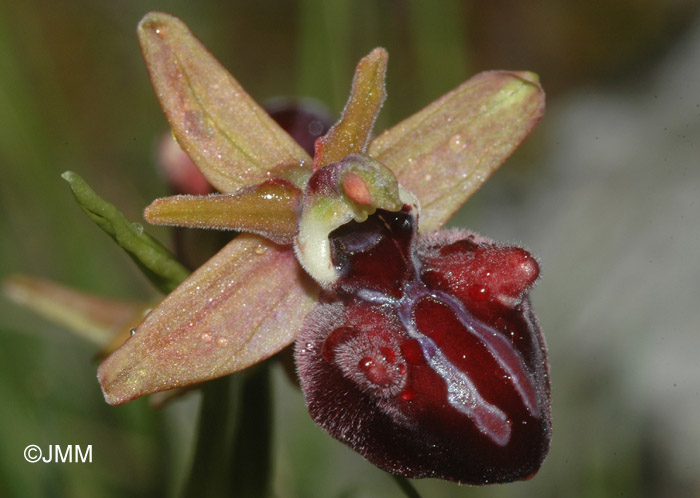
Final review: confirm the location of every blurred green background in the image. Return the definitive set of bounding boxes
[2,0,700,496]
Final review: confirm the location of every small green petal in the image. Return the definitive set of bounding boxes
[62,171,189,294]
[313,48,388,170]
[145,180,301,245]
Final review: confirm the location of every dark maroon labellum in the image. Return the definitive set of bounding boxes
[295,206,551,485]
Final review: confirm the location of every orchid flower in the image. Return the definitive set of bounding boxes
[98,12,551,485]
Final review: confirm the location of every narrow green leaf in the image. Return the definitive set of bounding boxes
[137,12,312,194]
[62,171,189,294]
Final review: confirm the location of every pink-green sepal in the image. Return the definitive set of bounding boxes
[138,12,312,194]
[369,71,545,233]
[98,234,318,405]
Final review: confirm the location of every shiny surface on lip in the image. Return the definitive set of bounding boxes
[297,208,550,484]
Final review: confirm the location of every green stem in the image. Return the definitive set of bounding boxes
[393,475,423,498]
[181,376,234,498]
[229,362,273,498]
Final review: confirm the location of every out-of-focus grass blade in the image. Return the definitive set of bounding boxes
[3,274,147,346]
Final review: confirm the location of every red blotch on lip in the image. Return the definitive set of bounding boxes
[422,244,540,323]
